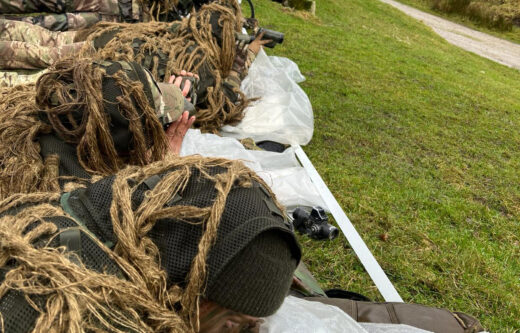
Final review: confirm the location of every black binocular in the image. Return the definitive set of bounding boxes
[292,207,339,241]
[256,28,285,48]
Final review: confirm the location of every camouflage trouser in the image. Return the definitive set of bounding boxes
[0,19,76,45]
[0,12,115,31]
[0,0,141,31]
[0,19,83,70]
[0,69,46,88]
[0,0,100,14]
[0,19,84,86]
[0,40,84,69]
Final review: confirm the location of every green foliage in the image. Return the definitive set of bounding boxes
[429,0,519,30]
[251,0,520,331]
[399,0,520,42]
[288,0,314,11]
[430,0,471,13]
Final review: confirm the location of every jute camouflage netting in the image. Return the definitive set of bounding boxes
[77,0,248,132]
[0,156,285,332]
[0,84,60,199]
[34,58,168,174]
[138,0,180,21]
[0,58,169,200]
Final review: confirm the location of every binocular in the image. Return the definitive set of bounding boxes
[292,207,339,241]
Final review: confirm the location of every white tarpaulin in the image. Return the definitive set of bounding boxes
[220,49,314,145]
[180,129,327,210]
[268,55,306,83]
[181,52,325,210]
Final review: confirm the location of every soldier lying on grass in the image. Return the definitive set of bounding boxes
[0,154,486,332]
[0,0,270,132]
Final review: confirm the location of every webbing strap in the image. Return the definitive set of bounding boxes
[143,175,183,205]
[143,175,162,189]
[59,192,114,249]
[254,182,283,218]
[293,145,403,302]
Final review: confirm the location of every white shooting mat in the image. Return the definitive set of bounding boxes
[220,49,314,145]
[181,50,324,210]
[180,129,327,210]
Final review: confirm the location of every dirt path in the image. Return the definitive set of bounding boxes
[379,0,520,70]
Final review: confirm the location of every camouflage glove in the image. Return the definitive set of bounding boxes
[243,17,259,31]
[231,40,256,80]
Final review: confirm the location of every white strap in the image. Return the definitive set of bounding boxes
[293,145,403,302]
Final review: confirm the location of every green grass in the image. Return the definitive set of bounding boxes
[396,0,520,44]
[250,0,520,331]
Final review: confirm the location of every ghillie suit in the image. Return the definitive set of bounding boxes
[77,0,251,132]
[0,156,300,332]
[140,0,216,22]
[140,0,185,21]
[0,84,60,198]
[0,58,175,200]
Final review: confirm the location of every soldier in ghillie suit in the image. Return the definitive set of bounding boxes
[0,58,195,200]
[0,156,301,332]
[0,0,144,86]
[0,0,141,87]
[0,0,209,32]
[0,0,267,132]
[75,0,268,132]
[0,154,486,332]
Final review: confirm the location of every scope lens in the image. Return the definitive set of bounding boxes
[329,227,339,240]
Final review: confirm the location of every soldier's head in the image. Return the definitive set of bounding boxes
[63,157,301,331]
[35,58,185,175]
[197,230,299,332]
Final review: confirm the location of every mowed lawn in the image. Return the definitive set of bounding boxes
[251,0,520,331]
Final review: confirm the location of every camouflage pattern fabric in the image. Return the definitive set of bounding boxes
[0,0,102,15]
[156,82,185,124]
[0,19,76,45]
[132,62,185,124]
[0,69,45,87]
[0,12,112,31]
[0,19,83,70]
[0,40,83,69]
[0,0,141,31]
[96,60,185,125]
[99,0,119,15]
